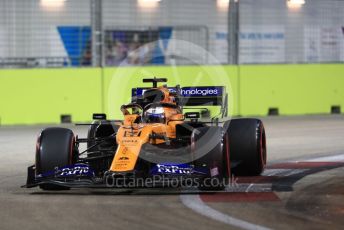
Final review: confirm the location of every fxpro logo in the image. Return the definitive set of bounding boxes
[155,164,193,175]
[181,88,219,96]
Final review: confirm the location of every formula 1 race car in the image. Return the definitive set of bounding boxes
[24,78,267,190]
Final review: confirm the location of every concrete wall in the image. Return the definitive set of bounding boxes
[0,64,343,125]
[239,64,344,115]
[0,68,102,125]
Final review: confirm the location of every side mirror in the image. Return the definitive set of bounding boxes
[93,113,107,120]
[184,112,200,122]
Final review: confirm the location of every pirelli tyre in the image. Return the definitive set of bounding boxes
[36,128,76,190]
[192,126,230,190]
[225,118,267,176]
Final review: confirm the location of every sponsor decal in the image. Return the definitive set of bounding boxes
[122,147,128,154]
[122,139,138,144]
[121,140,138,146]
[39,163,94,178]
[151,163,207,175]
[119,157,130,161]
[210,167,219,177]
[124,131,140,137]
[180,87,223,97]
[60,164,92,176]
[132,88,152,97]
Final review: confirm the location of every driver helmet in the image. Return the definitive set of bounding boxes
[144,106,166,123]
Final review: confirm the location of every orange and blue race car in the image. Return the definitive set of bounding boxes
[24,78,267,190]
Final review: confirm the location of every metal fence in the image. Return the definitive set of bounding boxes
[0,0,343,68]
[0,0,91,68]
[103,26,209,66]
[238,0,344,64]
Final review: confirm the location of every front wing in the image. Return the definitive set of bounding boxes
[23,163,210,189]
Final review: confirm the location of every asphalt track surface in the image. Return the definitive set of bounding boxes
[1,116,344,230]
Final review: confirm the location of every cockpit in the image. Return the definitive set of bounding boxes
[144,105,166,123]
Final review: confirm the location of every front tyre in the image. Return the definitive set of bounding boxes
[36,128,76,190]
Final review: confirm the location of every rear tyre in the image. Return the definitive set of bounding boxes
[36,128,76,190]
[192,127,230,190]
[224,119,267,176]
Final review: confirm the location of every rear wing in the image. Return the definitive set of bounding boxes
[131,86,228,118]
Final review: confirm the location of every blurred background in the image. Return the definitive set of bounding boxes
[0,0,343,125]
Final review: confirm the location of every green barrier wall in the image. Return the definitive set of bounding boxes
[0,68,102,125]
[239,64,344,116]
[0,64,343,125]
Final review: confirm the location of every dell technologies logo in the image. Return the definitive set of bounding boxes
[181,87,220,96]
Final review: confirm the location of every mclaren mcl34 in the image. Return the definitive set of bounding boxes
[24,78,267,190]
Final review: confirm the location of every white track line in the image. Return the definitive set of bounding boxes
[245,183,254,193]
[303,154,344,162]
[180,154,344,229]
[180,194,271,230]
[262,169,308,177]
